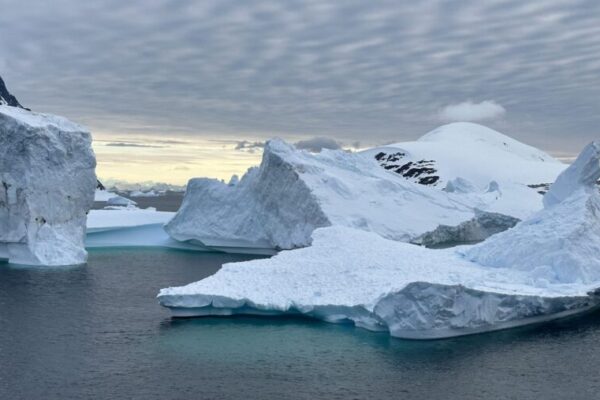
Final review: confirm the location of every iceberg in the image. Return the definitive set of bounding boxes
[85,209,210,251]
[0,105,96,265]
[464,142,600,284]
[158,142,600,339]
[166,135,537,254]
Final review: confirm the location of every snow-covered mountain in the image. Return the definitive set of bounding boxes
[0,75,26,109]
[363,122,566,189]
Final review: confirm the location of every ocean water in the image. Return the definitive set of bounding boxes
[2,248,600,400]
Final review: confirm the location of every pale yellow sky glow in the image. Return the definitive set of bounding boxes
[92,132,264,185]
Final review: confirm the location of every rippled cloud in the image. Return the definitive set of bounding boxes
[1,0,599,156]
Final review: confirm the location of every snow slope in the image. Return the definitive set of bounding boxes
[166,138,537,254]
[364,122,566,188]
[0,105,96,265]
[158,142,600,339]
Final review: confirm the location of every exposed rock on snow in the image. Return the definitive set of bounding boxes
[165,138,504,254]
[158,142,600,339]
[0,76,26,109]
[415,211,520,248]
[0,105,96,265]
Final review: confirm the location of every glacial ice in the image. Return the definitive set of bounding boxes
[158,142,600,339]
[464,141,600,284]
[0,105,96,265]
[166,130,547,253]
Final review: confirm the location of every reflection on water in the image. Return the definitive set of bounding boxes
[2,248,600,400]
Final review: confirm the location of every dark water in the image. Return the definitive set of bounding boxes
[2,249,600,400]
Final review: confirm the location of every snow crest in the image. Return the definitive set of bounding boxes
[0,105,96,265]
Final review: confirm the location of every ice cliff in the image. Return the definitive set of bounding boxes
[0,105,96,265]
[159,142,600,339]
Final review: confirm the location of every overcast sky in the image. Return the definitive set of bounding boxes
[1,0,599,182]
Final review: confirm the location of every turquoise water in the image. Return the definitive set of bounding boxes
[2,248,600,399]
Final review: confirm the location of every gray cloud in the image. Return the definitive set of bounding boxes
[1,0,599,156]
[440,101,506,122]
[295,137,341,152]
[235,140,266,151]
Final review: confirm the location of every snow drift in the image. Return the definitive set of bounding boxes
[159,142,600,339]
[0,105,96,265]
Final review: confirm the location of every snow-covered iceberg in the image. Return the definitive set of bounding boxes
[0,105,96,265]
[464,141,600,284]
[166,134,541,254]
[158,142,600,339]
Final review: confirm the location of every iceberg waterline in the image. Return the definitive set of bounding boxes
[158,141,600,339]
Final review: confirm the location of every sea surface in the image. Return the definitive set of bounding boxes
[2,248,600,400]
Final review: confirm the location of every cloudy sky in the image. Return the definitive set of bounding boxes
[1,0,599,183]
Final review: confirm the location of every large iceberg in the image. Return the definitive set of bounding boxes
[166,132,547,254]
[0,105,96,265]
[158,142,600,339]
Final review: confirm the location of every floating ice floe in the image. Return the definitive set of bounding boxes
[166,124,560,254]
[158,142,600,339]
[85,209,209,251]
[106,195,137,207]
[0,105,96,265]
